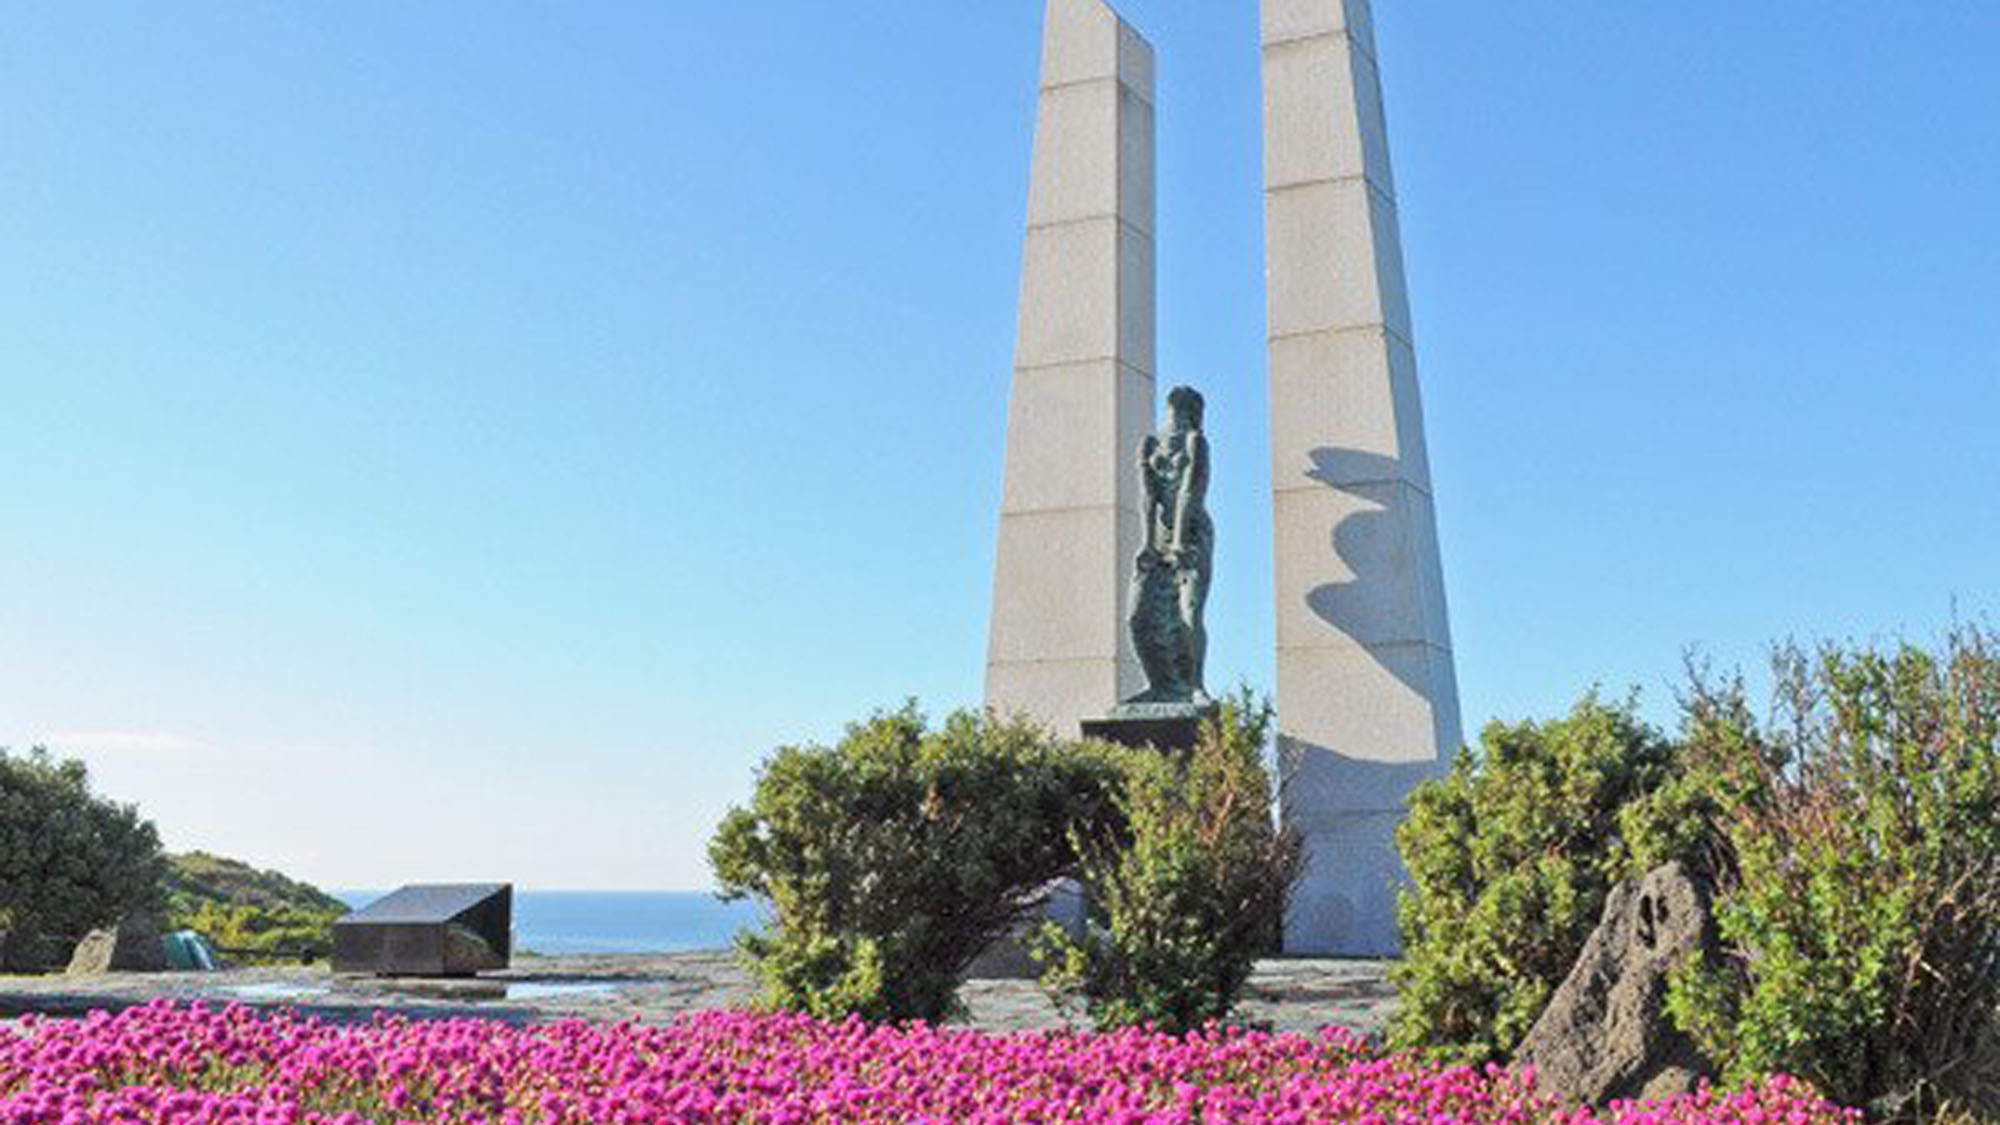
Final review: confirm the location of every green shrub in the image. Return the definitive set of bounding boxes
[709,704,1125,1022]
[163,851,348,961]
[0,747,166,972]
[1389,693,1680,1062]
[171,902,344,961]
[1035,693,1301,1033]
[164,850,349,916]
[1661,632,2000,1118]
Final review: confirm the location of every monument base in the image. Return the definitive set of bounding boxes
[333,884,512,978]
[1081,701,1218,752]
[1284,813,1407,956]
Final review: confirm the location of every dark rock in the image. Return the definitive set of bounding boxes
[0,930,26,974]
[66,916,168,975]
[3,932,60,975]
[1515,861,1719,1106]
[442,924,507,974]
[332,884,512,977]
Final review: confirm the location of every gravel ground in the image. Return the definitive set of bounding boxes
[0,953,1396,1037]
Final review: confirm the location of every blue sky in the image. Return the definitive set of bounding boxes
[3,3,1996,890]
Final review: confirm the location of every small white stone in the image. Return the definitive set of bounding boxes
[1406,489,1457,657]
[1280,727,1452,818]
[1117,226,1156,374]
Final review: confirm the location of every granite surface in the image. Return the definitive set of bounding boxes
[0,952,1396,1037]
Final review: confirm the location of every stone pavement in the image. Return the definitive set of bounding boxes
[0,952,1396,1037]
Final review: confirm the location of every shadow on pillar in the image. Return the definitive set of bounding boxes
[1280,446,1458,955]
[1278,741,1448,956]
[1300,446,1438,700]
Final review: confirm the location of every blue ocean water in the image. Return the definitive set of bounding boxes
[334,890,764,955]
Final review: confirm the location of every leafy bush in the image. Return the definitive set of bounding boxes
[709,705,1125,1022]
[163,851,348,961]
[164,850,348,917]
[1036,694,1301,1033]
[171,902,343,961]
[1660,632,2000,1118]
[1389,693,1681,1062]
[0,747,166,972]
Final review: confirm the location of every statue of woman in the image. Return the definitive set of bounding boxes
[1127,385,1213,706]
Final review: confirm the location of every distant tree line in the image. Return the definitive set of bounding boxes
[0,750,347,971]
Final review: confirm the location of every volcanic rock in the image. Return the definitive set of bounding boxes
[1515,861,1719,1105]
[66,915,168,975]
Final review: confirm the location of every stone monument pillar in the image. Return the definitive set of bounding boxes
[1262,0,1462,954]
[986,0,1157,737]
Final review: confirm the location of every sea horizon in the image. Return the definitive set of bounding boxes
[334,888,765,956]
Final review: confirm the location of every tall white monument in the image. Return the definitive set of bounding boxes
[986,0,1157,737]
[1262,0,1462,954]
[986,0,1457,957]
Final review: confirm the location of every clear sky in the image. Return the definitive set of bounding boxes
[4,4,1996,890]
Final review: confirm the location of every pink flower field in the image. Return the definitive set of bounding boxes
[0,1002,1856,1124]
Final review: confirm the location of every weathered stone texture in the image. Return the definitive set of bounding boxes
[1515,862,1720,1106]
[0,931,37,975]
[66,916,167,975]
[442,924,508,975]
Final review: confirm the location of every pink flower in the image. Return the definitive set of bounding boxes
[0,1003,1861,1124]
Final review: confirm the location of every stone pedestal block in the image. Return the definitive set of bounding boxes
[332,883,512,978]
[1081,714,1203,753]
[1081,701,1217,753]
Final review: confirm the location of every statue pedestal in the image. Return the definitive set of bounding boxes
[1081,701,1217,753]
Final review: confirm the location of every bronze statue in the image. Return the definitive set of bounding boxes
[1126,385,1212,707]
